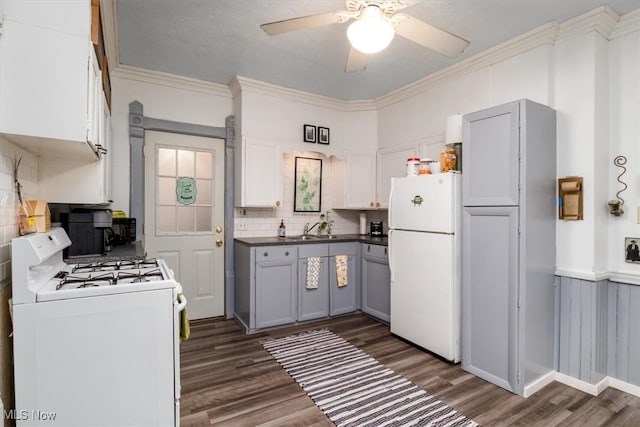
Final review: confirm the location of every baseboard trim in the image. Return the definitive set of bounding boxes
[609,377,640,397]
[554,372,640,398]
[524,371,556,397]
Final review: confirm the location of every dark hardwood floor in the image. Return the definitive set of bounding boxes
[180,313,640,426]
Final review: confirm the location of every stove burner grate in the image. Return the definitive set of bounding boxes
[56,273,115,290]
[73,258,159,273]
[115,269,164,284]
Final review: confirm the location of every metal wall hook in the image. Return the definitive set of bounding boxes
[613,155,627,206]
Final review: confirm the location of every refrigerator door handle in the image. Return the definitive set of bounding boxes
[388,229,394,283]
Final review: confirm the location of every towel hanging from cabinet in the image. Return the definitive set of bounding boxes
[306,257,320,289]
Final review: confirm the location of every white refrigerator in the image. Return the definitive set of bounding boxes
[388,173,461,362]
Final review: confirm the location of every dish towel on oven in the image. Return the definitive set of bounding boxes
[306,257,321,289]
[335,255,348,287]
[179,293,190,342]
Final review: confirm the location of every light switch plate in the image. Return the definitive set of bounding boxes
[637,205,640,224]
[238,223,248,231]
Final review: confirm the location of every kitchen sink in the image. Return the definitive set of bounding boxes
[305,234,340,240]
[285,234,340,241]
[285,235,316,240]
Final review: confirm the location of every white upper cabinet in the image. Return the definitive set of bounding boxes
[332,145,417,210]
[235,137,283,208]
[0,0,104,160]
[331,151,379,209]
[376,145,418,209]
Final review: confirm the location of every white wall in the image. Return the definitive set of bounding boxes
[375,10,640,282]
[608,24,640,278]
[234,77,378,156]
[109,71,233,213]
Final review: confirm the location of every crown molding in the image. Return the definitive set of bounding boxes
[611,8,640,39]
[556,5,619,42]
[99,0,119,69]
[375,6,630,109]
[231,76,376,112]
[375,21,559,109]
[111,65,232,98]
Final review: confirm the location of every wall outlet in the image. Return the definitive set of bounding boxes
[237,223,248,231]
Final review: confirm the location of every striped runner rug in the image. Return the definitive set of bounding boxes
[262,329,479,427]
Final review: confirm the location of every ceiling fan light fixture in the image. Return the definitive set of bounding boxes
[347,5,395,54]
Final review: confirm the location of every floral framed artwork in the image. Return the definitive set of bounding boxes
[294,157,322,212]
[303,124,316,143]
[318,126,330,144]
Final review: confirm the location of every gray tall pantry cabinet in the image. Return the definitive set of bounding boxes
[461,99,556,396]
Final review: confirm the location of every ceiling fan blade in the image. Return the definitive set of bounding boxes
[345,47,368,72]
[261,12,347,35]
[393,14,469,57]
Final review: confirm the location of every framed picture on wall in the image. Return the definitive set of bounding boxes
[294,157,322,212]
[303,124,316,143]
[625,237,640,263]
[318,127,330,145]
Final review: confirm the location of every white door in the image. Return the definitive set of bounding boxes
[144,130,225,319]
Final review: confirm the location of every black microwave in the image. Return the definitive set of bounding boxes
[109,218,136,245]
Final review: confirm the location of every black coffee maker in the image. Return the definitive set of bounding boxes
[370,221,383,236]
[61,210,112,257]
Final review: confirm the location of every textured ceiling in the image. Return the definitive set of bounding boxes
[115,0,639,101]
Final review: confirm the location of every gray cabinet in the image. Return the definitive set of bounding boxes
[298,244,330,322]
[233,240,365,333]
[255,245,298,329]
[329,242,359,316]
[461,99,556,396]
[361,243,390,322]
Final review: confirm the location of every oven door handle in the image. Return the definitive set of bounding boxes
[175,293,187,312]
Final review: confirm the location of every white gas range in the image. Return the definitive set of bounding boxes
[11,228,186,426]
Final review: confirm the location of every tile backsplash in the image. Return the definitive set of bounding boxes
[234,152,388,238]
[0,137,38,287]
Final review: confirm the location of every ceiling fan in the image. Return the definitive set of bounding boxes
[260,0,470,73]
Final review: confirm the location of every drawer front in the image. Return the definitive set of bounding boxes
[362,243,388,260]
[255,245,298,262]
[299,243,329,258]
[329,242,358,256]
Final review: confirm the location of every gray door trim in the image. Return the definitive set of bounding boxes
[128,100,235,318]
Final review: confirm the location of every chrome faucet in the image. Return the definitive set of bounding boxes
[303,222,321,236]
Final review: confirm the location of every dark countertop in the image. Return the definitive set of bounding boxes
[64,241,146,264]
[234,234,388,247]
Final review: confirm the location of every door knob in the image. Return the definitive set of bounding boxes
[215,226,223,233]
[216,239,223,247]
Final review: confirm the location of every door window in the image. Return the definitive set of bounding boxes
[156,147,214,234]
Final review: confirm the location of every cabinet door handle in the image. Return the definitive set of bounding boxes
[276,201,281,206]
[369,202,374,207]
[263,251,269,257]
[376,202,381,207]
[285,251,290,256]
